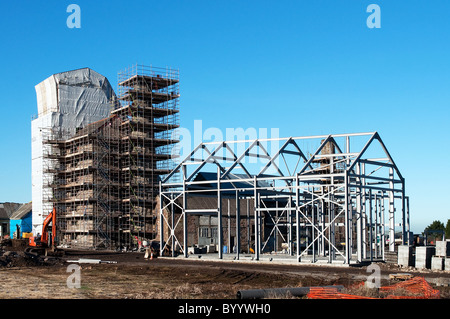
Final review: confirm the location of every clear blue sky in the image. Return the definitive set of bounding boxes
[0,0,449,233]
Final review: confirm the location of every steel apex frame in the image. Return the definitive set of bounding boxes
[160,132,409,264]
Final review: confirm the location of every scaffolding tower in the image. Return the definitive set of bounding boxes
[112,64,180,247]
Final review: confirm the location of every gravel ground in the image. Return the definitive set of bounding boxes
[1,249,450,299]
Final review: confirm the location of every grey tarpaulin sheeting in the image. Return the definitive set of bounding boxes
[36,67,115,132]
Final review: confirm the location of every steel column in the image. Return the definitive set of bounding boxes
[389,167,395,252]
[218,166,223,259]
[182,165,188,257]
[236,190,240,260]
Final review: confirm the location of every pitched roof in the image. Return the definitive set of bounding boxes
[10,202,32,220]
[0,202,22,220]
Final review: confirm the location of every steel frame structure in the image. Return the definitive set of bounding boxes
[159,132,409,264]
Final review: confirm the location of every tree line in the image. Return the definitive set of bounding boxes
[424,219,450,239]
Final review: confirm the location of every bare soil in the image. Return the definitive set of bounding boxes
[1,249,450,299]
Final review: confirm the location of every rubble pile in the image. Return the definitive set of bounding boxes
[0,239,63,268]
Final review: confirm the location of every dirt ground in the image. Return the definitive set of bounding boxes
[1,248,450,300]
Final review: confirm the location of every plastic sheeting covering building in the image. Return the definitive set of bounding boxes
[31,68,115,235]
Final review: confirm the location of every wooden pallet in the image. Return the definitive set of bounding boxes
[389,273,414,281]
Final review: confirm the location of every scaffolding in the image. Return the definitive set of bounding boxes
[159,132,410,264]
[45,117,121,249]
[112,64,180,247]
[46,64,180,249]
[32,67,115,236]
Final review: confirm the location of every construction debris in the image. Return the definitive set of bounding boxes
[0,250,63,268]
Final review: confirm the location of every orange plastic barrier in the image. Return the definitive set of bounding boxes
[380,276,440,299]
[307,287,377,299]
[307,277,440,299]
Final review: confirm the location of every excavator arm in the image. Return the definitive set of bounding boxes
[29,207,56,247]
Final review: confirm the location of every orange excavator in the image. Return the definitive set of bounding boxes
[26,207,63,256]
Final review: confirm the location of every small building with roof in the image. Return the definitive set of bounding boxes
[9,202,32,238]
[0,202,22,238]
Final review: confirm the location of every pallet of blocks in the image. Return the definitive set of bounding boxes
[435,240,450,257]
[389,273,414,281]
[431,256,445,270]
[415,246,435,269]
[435,240,450,271]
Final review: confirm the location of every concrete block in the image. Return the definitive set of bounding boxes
[445,258,450,271]
[431,256,445,270]
[435,240,450,257]
[206,244,216,253]
[397,245,414,267]
[415,246,435,269]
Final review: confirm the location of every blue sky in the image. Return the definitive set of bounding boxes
[0,1,449,233]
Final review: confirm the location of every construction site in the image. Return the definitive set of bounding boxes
[1,64,450,301]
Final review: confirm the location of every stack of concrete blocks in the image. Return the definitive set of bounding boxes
[435,240,450,271]
[436,240,450,257]
[206,244,216,253]
[415,246,435,269]
[432,256,445,270]
[397,245,414,267]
